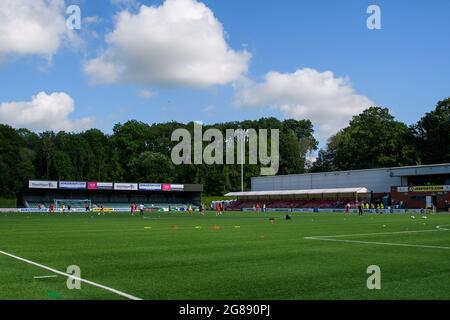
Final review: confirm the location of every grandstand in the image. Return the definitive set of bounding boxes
[18,181,203,212]
[227,199,357,210]
[226,187,368,211]
[226,163,450,211]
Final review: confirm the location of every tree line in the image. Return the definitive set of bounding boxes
[311,98,449,172]
[0,98,448,197]
[0,118,316,196]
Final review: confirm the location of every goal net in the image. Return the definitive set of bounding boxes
[55,199,91,212]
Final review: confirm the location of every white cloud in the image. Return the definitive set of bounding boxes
[234,68,373,139]
[202,105,215,112]
[85,0,250,87]
[110,0,139,9]
[0,92,93,132]
[0,0,71,59]
[306,155,317,163]
[201,104,215,116]
[139,89,155,99]
[83,16,102,24]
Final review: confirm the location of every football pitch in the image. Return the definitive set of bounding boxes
[0,211,449,300]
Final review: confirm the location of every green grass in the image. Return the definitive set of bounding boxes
[0,198,16,208]
[0,211,449,300]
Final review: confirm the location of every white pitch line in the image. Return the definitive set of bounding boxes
[305,228,443,239]
[304,225,450,250]
[34,275,58,279]
[0,250,142,300]
[305,237,450,250]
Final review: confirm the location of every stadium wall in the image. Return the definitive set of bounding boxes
[252,168,402,193]
[251,164,450,193]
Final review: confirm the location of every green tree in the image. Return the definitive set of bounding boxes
[129,151,175,182]
[0,124,30,194]
[81,129,113,180]
[312,107,419,171]
[36,131,56,179]
[4,106,448,198]
[310,133,343,172]
[52,150,75,180]
[113,120,152,179]
[411,98,450,164]
[16,147,36,184]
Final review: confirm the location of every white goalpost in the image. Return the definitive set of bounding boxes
[54,199,91,212]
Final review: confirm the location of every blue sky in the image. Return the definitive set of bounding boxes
[0,0,449,146]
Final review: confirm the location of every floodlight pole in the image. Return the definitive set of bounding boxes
[241,138,244,192]
[230,128,248,193]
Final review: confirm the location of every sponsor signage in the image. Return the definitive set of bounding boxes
[29,180,58,189]
[242,207,292,212]
[19,208,49,213]
[114,183,138,191]
[291,208,314,212]
[413,185,447,192]
[87,182,113,190]
[408,209,423,213]
[161,184,185,191]
[113,208,132,212]
[397,185,450,192]
[59,208,86,213]
[0,208,19,213]
[139,183,162,191]
[240,208,425,213]
[92,207,131,213]
[87,182,98,190]
[268,208,291,212]
[170,184,184,191]
[412,185,444,192]
[59,181,86,189]
[97,182,114,190]
[93,207,114,213]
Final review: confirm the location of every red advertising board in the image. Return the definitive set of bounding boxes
[87,182,98,190]
[162,184,172,191]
